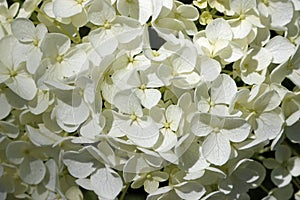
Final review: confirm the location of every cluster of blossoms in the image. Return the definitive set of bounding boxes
[1,0,300,199]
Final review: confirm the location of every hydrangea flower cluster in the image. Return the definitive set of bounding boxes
[0,0,300,199]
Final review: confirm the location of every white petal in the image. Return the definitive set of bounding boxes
[138,0,153,24]
[155,129,177,152]
[136,88,161,109]
[255,111,283,140]
[90,167,123,199]
[89,28,118,58]
[54,98,89,126]
[253,90,281,112]
[27,48,42,74]
[265,36,295,64]
[211,74,237,104]
[190,113,214,137]
[206,18,232,42]
[26,125,62,146]
[222,117,250,143]
[287,157,300,177]
[125,118,160,148]
[202,132,231,166]
[11,18,35,42]
[63,148,97,179]
[6,71,37,100]
[176,5,199,21]
[198,56,221,81]
[53,0,82,18]
[166,105,182,131]
[28,90,50,115]
[230,19,252,39]
[268,1,293,28]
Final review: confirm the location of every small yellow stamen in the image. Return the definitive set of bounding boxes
[240,14,246,20]
[130,114,138,121]
[152,50,160,57]
[140,84,146,91]
[146,174,152,179]
[128,57,134,63]
[9,70,18,78]
[56,55,64,63]
[33,39,39,46]
[164,122,171,129]
[103,21,111,29]
[213,127,220,133]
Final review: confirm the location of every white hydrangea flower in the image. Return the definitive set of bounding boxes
[146,169,206,200]
[6,141,47,185]
[258,0,294,30]
[230,84,284,148]
[88,0,143,58]
[11,18,48,74]
[194,18,243,63]
[228,0,264,39]
[0,2,19,36]
[37,33,87,85]
[131,171,169,194]
[271,44,300,87]
[194,74,237,115]
[116,0,153,24]
[150,104,183,152]
[190,113,251,165]
[0,36,37,100]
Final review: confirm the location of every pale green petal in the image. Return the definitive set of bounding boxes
[275,145,291,163]
[174,181,206,200]
[19,157,46,185]
[6,141,31,164]
[0,121,19,138]
[263,158,279,169]
[271,166,292,187]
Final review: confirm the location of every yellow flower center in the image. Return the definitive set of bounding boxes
[9,70,18,78]
[33,39,39,46]
[56,55,64,63]
[104,21,111,29]
[164,122,171,129]
[140,84,146,91]
[152,50,160,57]
[130,114,138,121]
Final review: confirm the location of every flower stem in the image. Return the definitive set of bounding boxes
[119,182,130,200]
[293,178,300,189]
[259,184,269,194]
